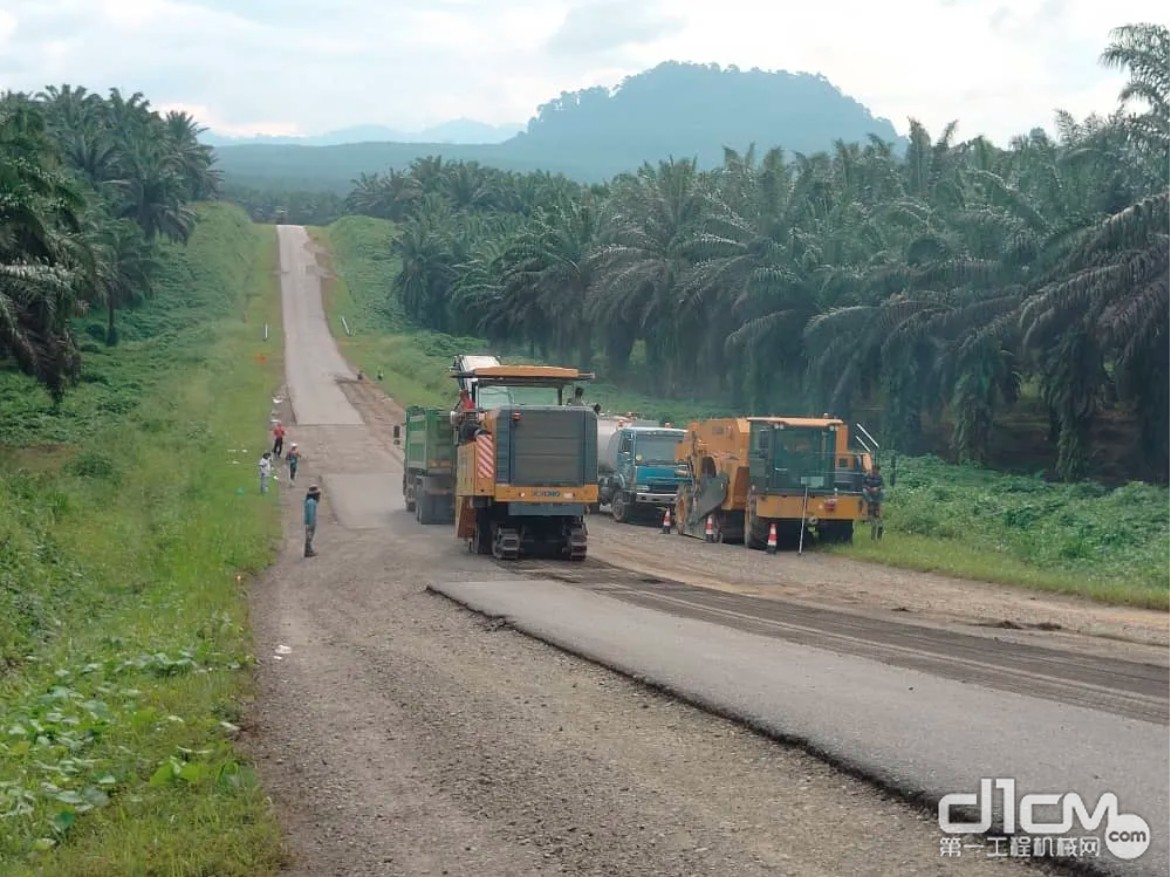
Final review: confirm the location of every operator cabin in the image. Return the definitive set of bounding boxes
[450,374,600,443]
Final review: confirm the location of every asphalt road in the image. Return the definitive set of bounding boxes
[248,224,1165,877]
[429,577,1169,877]
[497,557,1169,725]
[276,225,363,427]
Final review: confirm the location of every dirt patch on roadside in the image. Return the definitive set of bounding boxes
[587,522,1168,654]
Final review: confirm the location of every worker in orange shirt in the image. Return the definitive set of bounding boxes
[272,421,286,457]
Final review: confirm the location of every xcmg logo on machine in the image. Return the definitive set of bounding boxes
[937,778,1152,862]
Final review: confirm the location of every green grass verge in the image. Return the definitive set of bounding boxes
[0,202,286,875]
[314,214,1169,610]
[826,456,1168,609]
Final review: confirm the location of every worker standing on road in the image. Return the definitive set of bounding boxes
[862,463,884,519]
[286,443,300,483]
[272,421,286,457]
[259,452,273,494]
[304,484,321,557]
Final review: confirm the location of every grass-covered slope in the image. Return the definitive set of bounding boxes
[845,457,1167,608]
[0,203,285,875]
[313,214,1169,609]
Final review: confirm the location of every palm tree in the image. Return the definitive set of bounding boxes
[84,218,160,346]
[587,158,710,392]
[110,139,197,243]
[500,196,602,368]
[162,110,220,199]
[0,96,88,399]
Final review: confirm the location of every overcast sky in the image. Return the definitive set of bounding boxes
[0,0,1164,144]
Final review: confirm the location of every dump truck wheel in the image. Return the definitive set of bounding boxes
[612,491,629,523]
[403,473,415,512]
[744,507,765,549]
[417,488,435,525]
[469,512,492,555]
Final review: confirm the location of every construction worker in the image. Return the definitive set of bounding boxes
[259,452,273,494]
[862,463,884,519]
[304,484,321,557]
[286,443,300,483]
[452,389,478,443]
[567,386,586,406]
[272,421,286,457]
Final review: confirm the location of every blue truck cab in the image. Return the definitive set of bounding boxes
[597,423,688,523]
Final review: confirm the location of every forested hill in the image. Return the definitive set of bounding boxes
[211,62,904,191]
[507,62,904,173]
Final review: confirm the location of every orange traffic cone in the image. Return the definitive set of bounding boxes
[661,506,672,534]
[705,514,715,543]
[766,522,778,554]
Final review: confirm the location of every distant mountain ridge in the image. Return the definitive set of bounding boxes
[201,118,524,147]
[212,61,908,191]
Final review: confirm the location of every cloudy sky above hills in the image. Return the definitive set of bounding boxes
[0,0,1163,144]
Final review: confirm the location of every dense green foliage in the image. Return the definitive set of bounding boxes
[210,62,907,192]
[0,85,218,401]
[223,181,344,226]
[333,24,1168,484]
[858,456,1168,605]
[0,203,284,874]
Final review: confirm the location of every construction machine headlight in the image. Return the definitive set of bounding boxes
[636,484,649,491]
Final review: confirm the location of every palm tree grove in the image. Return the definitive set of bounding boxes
[1,86,217,397]
[337,24,1167,485]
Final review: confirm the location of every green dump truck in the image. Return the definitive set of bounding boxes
[400,405,456,524]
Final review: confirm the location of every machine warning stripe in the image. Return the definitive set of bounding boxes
[476,433,494,479]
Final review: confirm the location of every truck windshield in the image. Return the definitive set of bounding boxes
[770,426,835,490]
[634,433,683,465]
[477,385,561,409]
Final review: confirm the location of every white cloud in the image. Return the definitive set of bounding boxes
[155,101,302,137]
[0,10,17,45]
[0,0,1163,145]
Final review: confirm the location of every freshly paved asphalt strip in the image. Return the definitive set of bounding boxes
[428,577,1169,877]
[501,558,1169,725]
